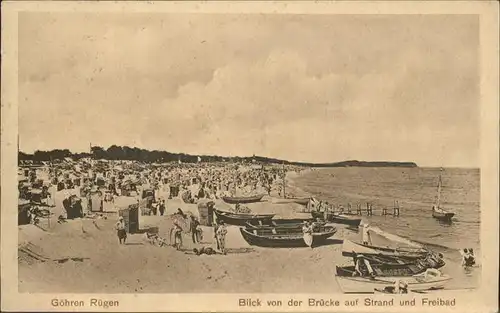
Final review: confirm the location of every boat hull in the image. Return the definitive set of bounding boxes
[222,195,265,204]
[291,198,310,205]
[311,211,362,227]
[239,226,336,248]
[432,210,455,221]
[214,209,275,226]
[341,240,428,258]
[335,273,451,294]
[245,218,326,230]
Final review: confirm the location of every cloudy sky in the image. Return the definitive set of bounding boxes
[18,13,479,167]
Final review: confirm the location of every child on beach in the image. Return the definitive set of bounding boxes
[115,216,127,244]
[172,221,183,250]
[216,221,228,255]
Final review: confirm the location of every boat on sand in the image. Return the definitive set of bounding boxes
[341,240,429,259]
[222,194,265,204]
[245,218,326,229]
[272,198,310,205]
[239,225,336,248]
[311,211,362,227]
[213,209,275,226]
[335,267,451,293]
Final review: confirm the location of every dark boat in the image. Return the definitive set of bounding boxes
[214,209,275,226]
[336,264,424,278]
[240,225,336,248]
[336,262,446,277]
[272,198,310,205]
[222,194,265,204]
[341,240,445,269]
[245,218,327,229]
[311,211,362,227]
[290,198,310,205]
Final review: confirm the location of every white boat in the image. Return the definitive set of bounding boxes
[365,225,424,251]
[341,240,428,258]
[335,268,451,294]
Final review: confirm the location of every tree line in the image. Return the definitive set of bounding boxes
[18,145,417,168]
[19,145,264,164]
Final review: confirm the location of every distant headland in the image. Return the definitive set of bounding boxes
[18,146,418,168]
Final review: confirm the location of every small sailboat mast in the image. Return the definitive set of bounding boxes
[436,173,442,209]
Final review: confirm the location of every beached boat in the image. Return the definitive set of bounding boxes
[364,226,426,252]
[311,211,362,227]
[343,229,445,267]
[335,267,451,293]
[341,240,429,259]
[222,194,265,204]
[214,209,275,226]
[245,218,327,229]
[239,225,336,248]
[432,171,455,222]
[291,198,310,205]
[272,197,310,205]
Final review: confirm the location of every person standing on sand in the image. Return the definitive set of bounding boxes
[302,221,314,249]
[115,216,127,244]
[216,220,228,255]
[172,220,183,250]
[158,200,165,216]
[190,215,201,244]
[362,223,371,245]
[213,220,220,250]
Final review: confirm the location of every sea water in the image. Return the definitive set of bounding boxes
[292,166,480,289]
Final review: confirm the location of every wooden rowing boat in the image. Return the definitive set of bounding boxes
[272,198,311,205]
[341,240,429,258]
[245,219,327,230]
[239,225,336,248]
[291,198,310,205]
[335,267,451,293]
[311,211,362,227]
[214,209,275,226]
[222,194,265,204]
[341,240,446,269]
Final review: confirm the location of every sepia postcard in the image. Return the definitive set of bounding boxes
[1,1,499,312]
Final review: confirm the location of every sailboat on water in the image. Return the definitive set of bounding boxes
[432,170,455,222]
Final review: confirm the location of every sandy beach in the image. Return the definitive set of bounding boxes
[18,169,478,294]
[19,195,342,293]
[17,170,350,293]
